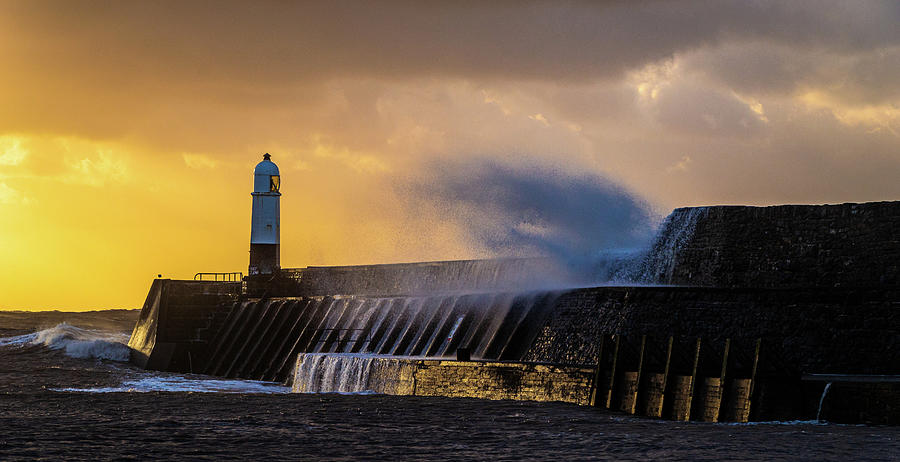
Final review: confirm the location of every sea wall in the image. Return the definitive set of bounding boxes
[291,354,594,405]
[291,258,567,296]
[290,351,762,422]
[525,286,900,376]
[412,360,593,404]
[128,200,900,423]
[202,291,559,382]
[127,279,240,372]
[662,201,900,287]
[132,283,900,381]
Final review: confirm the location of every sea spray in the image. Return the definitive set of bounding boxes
[409,159,656,281]
[0,331,39,348]
[636,207,707,284]
[3,323,133,361]
[294,204,708,294]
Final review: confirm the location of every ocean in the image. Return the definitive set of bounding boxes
[0,309,897,461]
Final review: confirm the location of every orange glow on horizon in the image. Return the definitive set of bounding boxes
[2,3,899,310]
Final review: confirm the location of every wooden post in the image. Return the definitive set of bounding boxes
[710,338,730,422]
[669,337,700,420]
[720,338,731,381]
[689,337,701,401]
[589,335,606,407]
[719,338,761,422]
[625,335,647,414]
[641,336,674,418]
[603,335,621,409]
[747,338,762,421]
[690,337,730,422]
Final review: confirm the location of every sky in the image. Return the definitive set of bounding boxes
[2,1,900,310]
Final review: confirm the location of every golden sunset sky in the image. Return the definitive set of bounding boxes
[2,1,900,310]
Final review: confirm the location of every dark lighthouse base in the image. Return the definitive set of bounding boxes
[249,243,279,276]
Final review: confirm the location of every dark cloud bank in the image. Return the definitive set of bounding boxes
[9,1,900,85]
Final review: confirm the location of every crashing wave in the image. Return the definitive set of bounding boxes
[0,322,131,362]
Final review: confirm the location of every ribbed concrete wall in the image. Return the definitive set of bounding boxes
[202,291,559,382]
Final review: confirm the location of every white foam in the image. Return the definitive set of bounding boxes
[52,375,291,394]
[0,332,38,347]
[0,323,132,361]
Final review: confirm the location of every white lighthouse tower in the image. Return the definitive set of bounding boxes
[249,153,281,275]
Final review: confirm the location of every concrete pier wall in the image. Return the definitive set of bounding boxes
[525,285,900,376]
[662,201,900,287]
[201,291,559,382]
[292,258,566,297]
[127,279,240,372]
[149,283,898,383]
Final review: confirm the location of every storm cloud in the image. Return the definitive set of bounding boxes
[2,1,900,308]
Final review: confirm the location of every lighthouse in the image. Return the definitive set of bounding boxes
[249,153,281,275]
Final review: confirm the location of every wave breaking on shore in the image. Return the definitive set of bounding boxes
[0,322,131,361]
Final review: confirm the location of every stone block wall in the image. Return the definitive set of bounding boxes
[291,356,594,405]
[291,258,565,297]
[412,360,594,404]
[524,286,900,375]
[667,201,900,288]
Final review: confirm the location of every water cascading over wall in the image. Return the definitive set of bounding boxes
[636,207,707,285]
[292,354,414,395]
[201,291,561,382]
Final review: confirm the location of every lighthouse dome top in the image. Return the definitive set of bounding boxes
[254,153,280,176]
[253,153,281,194]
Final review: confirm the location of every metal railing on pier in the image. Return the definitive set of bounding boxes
[194,272,244,282]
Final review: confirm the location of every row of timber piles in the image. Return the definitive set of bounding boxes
[589,334,760,423]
